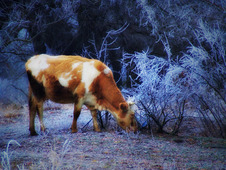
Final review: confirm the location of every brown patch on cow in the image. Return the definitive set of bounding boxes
[74,82,86,99]
[27,71,46,101]
[47,55,86,68]
[45,55,86,79]
[89,69,126,117]
[68,78,80,91]
[68,65,83,90]
[44,74,74,103]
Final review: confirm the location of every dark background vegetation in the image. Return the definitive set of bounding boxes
[0,0,225,137]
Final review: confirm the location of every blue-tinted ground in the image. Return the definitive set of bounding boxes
[0,102,225,169]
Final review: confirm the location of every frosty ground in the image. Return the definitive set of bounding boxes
[0,103,225,169]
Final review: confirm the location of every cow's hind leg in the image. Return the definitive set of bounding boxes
[71,103,82,133]
[37,101,45,132]
[91,110,101,132]
[29,94,38,136]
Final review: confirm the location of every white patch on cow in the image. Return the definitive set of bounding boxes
[72,62,81,70]
[27,54,59,77]
[103,67,111,75]
[59,74,72,87]
[82,61,100,93]
[27,54,51,77]
[65,72,70,76]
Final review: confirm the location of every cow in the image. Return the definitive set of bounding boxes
[25,54,137,135]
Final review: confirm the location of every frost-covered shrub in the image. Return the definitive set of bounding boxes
[123,51,188,134]
[124,20,225,137]
[179,20,225,137]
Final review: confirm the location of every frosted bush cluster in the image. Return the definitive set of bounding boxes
[123,51,188,133]
[123,21,225,136]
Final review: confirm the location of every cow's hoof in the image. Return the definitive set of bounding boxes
[71,129,78,133]
[94,128,101,132]
[30,131,38,136]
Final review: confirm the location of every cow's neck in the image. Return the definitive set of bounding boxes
[98,82,125,116]
[90,73,126,117]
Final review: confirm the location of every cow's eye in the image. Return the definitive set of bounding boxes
[120,121,125,126]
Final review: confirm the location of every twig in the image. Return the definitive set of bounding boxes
[11,84,28,97]
[139,100,168,133]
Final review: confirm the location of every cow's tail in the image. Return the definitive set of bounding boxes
[28,84,32,98]
[28,84,33,109]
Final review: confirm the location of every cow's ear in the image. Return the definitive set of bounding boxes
[120,102,128,112]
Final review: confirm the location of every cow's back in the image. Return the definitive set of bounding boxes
[25,54,96,103]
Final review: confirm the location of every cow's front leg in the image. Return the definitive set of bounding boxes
[91,110,101,132]
[71,103,82,133]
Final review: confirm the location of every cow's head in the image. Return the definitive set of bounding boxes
[117,102,138,132]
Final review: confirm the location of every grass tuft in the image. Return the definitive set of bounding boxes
[1,140,21,170]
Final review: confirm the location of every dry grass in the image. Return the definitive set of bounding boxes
[0,103,225,170]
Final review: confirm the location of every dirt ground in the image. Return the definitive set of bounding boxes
[0,103,225,170]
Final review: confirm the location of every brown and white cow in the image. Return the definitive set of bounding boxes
[25,54,137,135]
